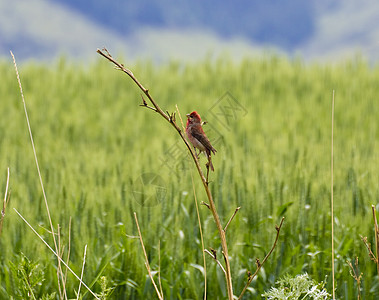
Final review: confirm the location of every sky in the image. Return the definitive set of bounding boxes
[1,0,379,64]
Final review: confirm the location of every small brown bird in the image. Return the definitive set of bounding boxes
[186,111,217,171]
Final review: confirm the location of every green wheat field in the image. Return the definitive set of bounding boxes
[1,54,379,299]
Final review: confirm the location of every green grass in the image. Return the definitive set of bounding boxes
[1,55,379,299]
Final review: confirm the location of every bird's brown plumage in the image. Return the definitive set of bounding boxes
[186,111,216,171]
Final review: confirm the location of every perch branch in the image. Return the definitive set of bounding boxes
[140,94,158,112]
[97,48,234,299]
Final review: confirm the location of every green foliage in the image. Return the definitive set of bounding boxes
[10,252,43,299]
[262,273,331,299]
[96,276,115,300]
[9,252,56,299]
[1,55,379,298]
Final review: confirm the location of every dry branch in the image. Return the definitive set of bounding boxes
[13,209,99,299]
[205,249,226,275]
[330,90,335,300]
[11,51,70,297]
[347,257,362,300]
[372,205,379,280]
[238,217,284,300]
[134,212,163,300]
[158,240,163,298]
[361,205,379,288]
[97,48,234,299]
[224,207,241,233]
[361,206,379,288]
[77,244,88,300]
[190,173,208,299]
[57,225,68,300]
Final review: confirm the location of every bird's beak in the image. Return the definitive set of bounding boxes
[186,114,190,118]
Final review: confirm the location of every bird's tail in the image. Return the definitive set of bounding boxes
[207,154,215,172]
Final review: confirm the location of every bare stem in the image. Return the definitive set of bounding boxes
[360,235,377,262]
[372,205,379,285]
[331,90,335,300]
[13,209,99,300]
[224,207,241,233]
[64,217,72,295]
[158,241,163,298]
[191,173,207,299]
[57,225,67,300]
[98,48,234,299]
[11,51,66,296]
[134,212,163,300]
[77,244,88,300]
[0,167,10,237]
[204,249,226,276]
[200,201,210,209]
[347,257,362,300]
[238,217,284,300]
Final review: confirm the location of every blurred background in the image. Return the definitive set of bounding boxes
[2,1,379,298]
[1,0,379,63]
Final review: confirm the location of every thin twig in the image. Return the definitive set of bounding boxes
[22,270,37,300]
[200,201,210,210]
[57,224,67,300]
[13,208,100,300]
[0,167,10,236]
[98,48,234,299]
[77,244,88,300]
[64,217,72,295]
[140,94,158,112]
[97,49,169,122]
[204,249,226,276]
[97,49,207,184]
[360,235,377,262]
[191,173,207,299]
[175,105,185,131]
[134,212,163,300]
[158,240,163,298]
[2,168,10,212]
[331,90,335,300]
[238,217,284,300]
[347,257,362,300]
[372,205,379,285]
[125,233,140,239]
[224,207,241,233]
[11,51,66,296]
[57,225,62,299]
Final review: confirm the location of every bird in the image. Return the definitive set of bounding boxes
[186,111,217,171]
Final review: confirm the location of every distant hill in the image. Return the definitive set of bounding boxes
[1,0,379,63]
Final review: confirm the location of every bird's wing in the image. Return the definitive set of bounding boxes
[191,128,217,154]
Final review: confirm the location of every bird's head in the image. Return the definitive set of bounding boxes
[186,111,202,125]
